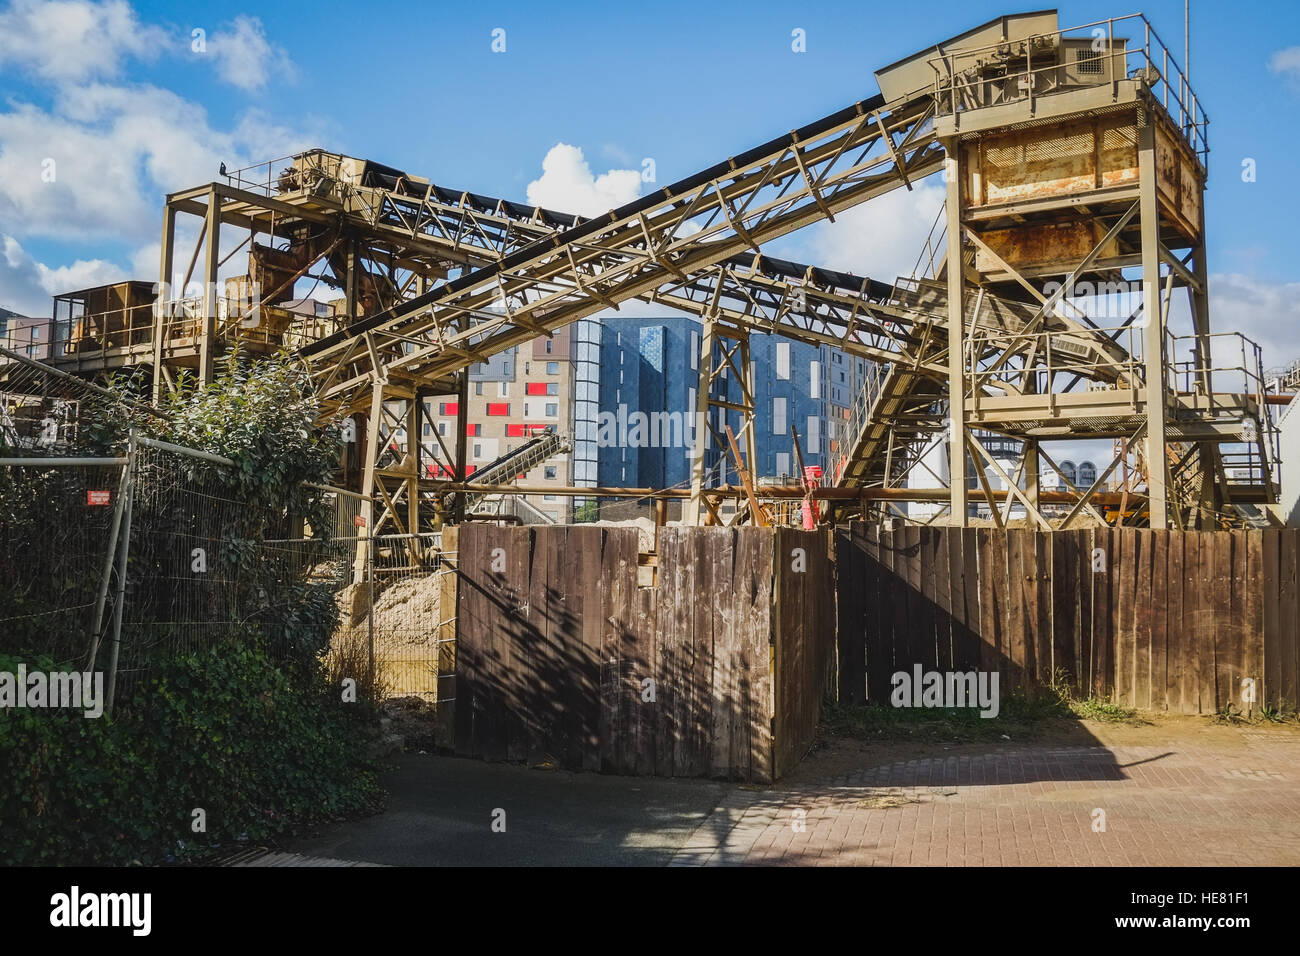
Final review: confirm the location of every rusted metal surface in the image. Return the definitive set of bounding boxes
[975,218,1118,272]
[1155,121,1204,241]
[964,113,1139,207]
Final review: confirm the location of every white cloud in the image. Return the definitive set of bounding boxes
[0,0,168,84]
[1269,46,1300,79]
[206,15,294,92]
[0,3,296,93]
[1206,273,1300,373]
[0,2,315,310]
[0,85,318,246]
[525,143,642,218]
[0,234,127,315]
[0,0,314,251]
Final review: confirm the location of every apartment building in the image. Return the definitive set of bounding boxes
[413,329,577,523]
[573,315,863,517]
[378,312,874,524]
[0,308,50,361]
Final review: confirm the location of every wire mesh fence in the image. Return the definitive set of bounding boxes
[1,425,457,712]
[0,459,127,668]
[0,341,160,452]
[110,440,350,696]
[366,533,454,703]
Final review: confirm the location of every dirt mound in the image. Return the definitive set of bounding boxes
[332,572,446,699]
[593,517,657,552]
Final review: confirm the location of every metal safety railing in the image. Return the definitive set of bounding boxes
[220,149,349,201]
[965,321,1146,408]
[924,13,1209,166]
[826,360,892,486]
[1169,330,1279,488]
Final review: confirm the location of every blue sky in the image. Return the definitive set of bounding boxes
[2,0,1299,369]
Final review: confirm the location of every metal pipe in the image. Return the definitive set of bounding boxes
[0,457,128,466]
[136,434,235,465]
[104,431,138,718]
[85,459,131,670]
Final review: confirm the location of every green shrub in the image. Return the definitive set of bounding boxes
[0,647,383,866]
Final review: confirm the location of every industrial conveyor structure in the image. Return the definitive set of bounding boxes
[4,9,1279,537]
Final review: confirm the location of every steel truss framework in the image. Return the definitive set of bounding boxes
[23,9,1275,545]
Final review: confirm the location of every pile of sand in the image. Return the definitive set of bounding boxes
[592,516,657,552]
[331,572,446,698]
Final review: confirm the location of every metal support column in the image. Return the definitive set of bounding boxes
[686,316,716,525]
[1025,439,1040,516]
[1138,120,1169,529]
[354,376,384,583]
[944,147,969,524]
[406,396,422,561]
[452,371,469,524]
[198,186,221,385]
[152,205,176,402]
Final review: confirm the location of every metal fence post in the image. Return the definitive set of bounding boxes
[104,429,138,717]
[85,457,132,670]
[367,533,376,695]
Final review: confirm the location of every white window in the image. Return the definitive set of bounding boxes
[690,330,699,371]
[776,452,790,476]
[498,381,509,398]
[806,416,820,455]
[545,403,558,416]
[473,443,482,459]
[776,341,790,380]
[772,396,787,435]
[810,361,821,399]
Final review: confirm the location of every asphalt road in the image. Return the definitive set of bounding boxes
[286,753,735,866]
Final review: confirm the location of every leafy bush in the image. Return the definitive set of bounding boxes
[0,352,383,865]
[0,647,383,866]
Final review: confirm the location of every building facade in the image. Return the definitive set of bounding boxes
[0,308,49,361]
[576,315,861,516]
[376,312,876,525]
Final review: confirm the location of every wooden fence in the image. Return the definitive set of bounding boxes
[836,523,1299,714]
[453,524,836,782]
[772,529,836,777]
[450,522,1297,782]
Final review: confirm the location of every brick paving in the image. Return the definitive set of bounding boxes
[670,736,1300,866]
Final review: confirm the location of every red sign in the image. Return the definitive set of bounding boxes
[86,490,111,506]
[353,515,367,527]
[507,423,551,437]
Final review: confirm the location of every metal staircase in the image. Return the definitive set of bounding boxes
[462,429,569,511]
